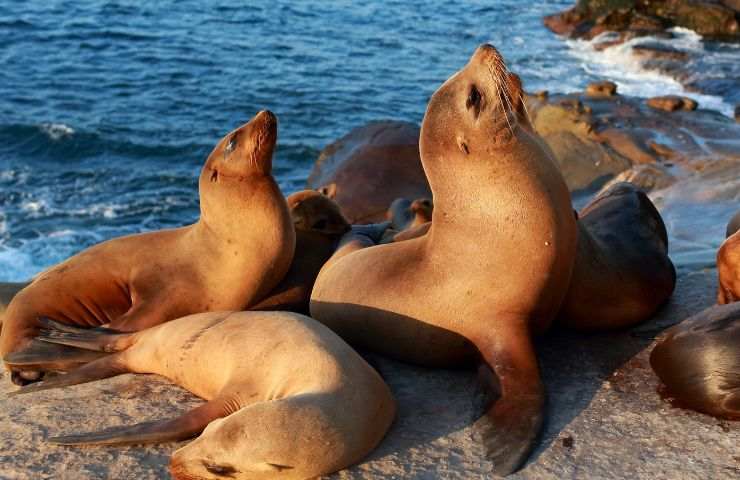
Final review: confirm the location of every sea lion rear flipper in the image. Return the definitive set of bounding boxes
[7,354,126,396]
[470,326,544,476]
[50,398,228,446]
[35,317,131,352]
[4,338,108,372]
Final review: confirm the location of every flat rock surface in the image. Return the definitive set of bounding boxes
[1,268,738,479]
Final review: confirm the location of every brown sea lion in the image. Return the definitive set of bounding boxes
[718,228,740,305]
[558,182,676,330]
[386,197,433,232]
[7,311,396,480]
[251,190,350,313]
[0,282,28,318]
[727,211,740,238]
[650,302,740,420]
[310,44,578,475]
[307,121,431,224]
[1,111,295,385]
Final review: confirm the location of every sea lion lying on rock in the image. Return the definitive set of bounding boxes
[558,182,676,330]
[650,302,740,420]
[1,111,295,386]
[311,44,578,475]
[7,312,396,480]
[251,190,350,313]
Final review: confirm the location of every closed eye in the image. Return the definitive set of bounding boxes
[466,85,482,117]
[312,219,328,230]
[203,462,237,477]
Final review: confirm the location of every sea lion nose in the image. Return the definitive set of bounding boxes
[471,43,504,66]
[255,110,277,129]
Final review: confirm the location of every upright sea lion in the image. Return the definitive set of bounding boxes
[310,44,578,475]
[251,190,350,313]
[650,302,740,420]
[558,182,676,330]
[718,216,740,304]
[7,312,396,480]
[1,111,295,385]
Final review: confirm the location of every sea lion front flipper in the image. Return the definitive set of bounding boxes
[35,317,131,352]
[7,354,127,396]
[50,398,229,446]
[470,325,544,476]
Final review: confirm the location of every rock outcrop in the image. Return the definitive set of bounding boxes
[544,1,740,41]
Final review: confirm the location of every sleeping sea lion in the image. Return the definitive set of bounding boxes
[7,312,396,480]
[557,182,676,329]
[650,302,740,420]
[251,190,349,313]
[1,111,295,385]
[310,44,578,475]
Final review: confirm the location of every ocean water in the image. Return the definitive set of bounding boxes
[0,0,737,281]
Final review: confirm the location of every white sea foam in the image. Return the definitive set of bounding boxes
[39,122,75,140]
[565,28,734,117]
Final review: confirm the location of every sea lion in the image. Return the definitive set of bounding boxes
[1,111,295,385]
[251,190,350,313]
[718,225,740,305]
[310,44,578,475]
[727,211,740,238]
[650,302,740,420]
[557,182,676,330]
[386,197,433,232]
[307,121,431,224]
[0,282,28,319]
[7,312,396,480]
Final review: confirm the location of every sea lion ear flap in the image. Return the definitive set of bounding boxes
[506,72,531,128]
[318,183,337,199]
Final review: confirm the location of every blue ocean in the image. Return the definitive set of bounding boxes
[1,0,738,281]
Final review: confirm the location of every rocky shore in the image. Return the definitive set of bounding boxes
[1,81,739,478]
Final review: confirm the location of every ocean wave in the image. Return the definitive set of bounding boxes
[0,122,209,163]
[565,28,735,117]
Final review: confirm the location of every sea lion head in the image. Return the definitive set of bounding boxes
[287,190,350,236]
[420,44,530,177]
[199,110,279,217]
[169,413,298,480]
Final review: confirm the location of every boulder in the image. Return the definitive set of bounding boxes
[585,80,618,97]
[306,121,430,224]
[646,95,698,112]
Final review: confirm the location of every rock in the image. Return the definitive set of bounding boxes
[631,43,689,62]
[306,121,430,224]
[722,0,740,13]
[585,80,618,97]
[543,0,740,40]
[646,95,698,112]
[735,105,740,123]
[534,90,549,100]
[0,282,26,320]
[0,269,737,479]
[597,164,676,196]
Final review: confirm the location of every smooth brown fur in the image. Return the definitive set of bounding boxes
[310,45,577,475]
[1,111,295,385]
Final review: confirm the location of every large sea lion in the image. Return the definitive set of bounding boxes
[1,111,295,385]
[251,190,350,313]
[650,302,740,420]
[718,213,740,304]
[558,182,676,330]
[307,121,431,224]
[7,311,396,480]
[310,44,578,475]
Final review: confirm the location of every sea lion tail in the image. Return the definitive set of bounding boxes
[48,398,228,446]
[35,316,133,353]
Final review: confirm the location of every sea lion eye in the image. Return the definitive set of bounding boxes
[225,135,238,154]
[312,219,328,230]
[466,85,482,112]
[203,462,237,477]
